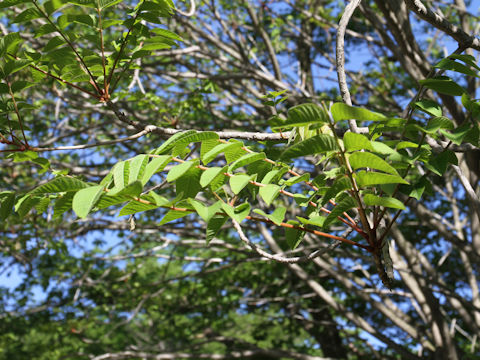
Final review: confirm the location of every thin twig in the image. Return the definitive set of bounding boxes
[30,125,157,152]
[232,218,344,263]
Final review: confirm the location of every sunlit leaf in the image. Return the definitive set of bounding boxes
[343,132,374,152]
[228,152,265,171]
[221,202,250,223]
[419,77,465,96]
[189,199,222,222]
[72,185,104,218]
[167,160,197,182]
[284,103,328,127]
[414,99,442,117]
[285,220,304,250]
[259,184,281,206]
[280,134,338,160]
[324,196,356,227]
[0,191,15,221]
[202,141,243,164]
[363,194,405,210]
[331,103,386,122]
[206,215,227,244]
[253,207,286,226]
[349,152,399,175]
[356,171,409,187]
[29,176,89,194]
[229,174,253,194]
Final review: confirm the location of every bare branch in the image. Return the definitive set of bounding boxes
[404,0,480,50]
[336,0,362,132]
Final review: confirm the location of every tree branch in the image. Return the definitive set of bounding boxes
[404,0,480,50]
[336,0,363,133]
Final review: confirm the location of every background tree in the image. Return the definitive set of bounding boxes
[0,0,479,359]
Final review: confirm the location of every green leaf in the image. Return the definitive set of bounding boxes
[150,38,177,52]
[151,27,183,41]
[419,77,465,96]
[72,185,104,218]
[229,174,253,195]
[259,184,281,206]
[34,24,57,37]
[200,138,219,160]
[95,193,131,210]
[53,192,75,219]
[408,176,429,200]
[363,194,405,210]
[0,191,15,221]
[224,141,246,163]
[320,177,351,206]
[285,220,304,250]
[12,8,42,23]
[153,130,196,155]
[343,132,374,152]
[34,198,50,214]
[261,168,288,185]
[176,166,202,199]
[3,59,32,76]
[284,173,310,186]
[119,198,162,216]
[128,154,148,184]
[206,215,227,244]
[189,199,222,222]
[29,176,89,194]
[202,141,243,164]
[112,161,127,190]
[15,194,40,218]
[158,208,191,226]
[426,150,458,176]
[66,0,96,7]
[99,0,123,9]
[0,0,31,9]
[296,215,326,228]
[461,94,480,118]
[166,160,197,182]
[356,171,409,187]
[43,0,66,15]
[439,123,473,145]
[107,180,142,197]
[423,116,454,134]
[44,36,66,52]
[324,196,356,227]
[370,141,398,155]
[414,100,442,117]
[396,141,419,150]
[349,152,399,175]
[100,172,113,187]
[253,207,286,226]
[171,131,219,156]
[435,58,479,78]
[331,103,386,122]
[221,202,250,223]
[448,54,480,70]
[141,155,171,185]
[284,103,328,127]
[280,134,338,160]
[11,80,35,93]
[0,32,22,56]
[200,166,225,188]
[228,152,265,171]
